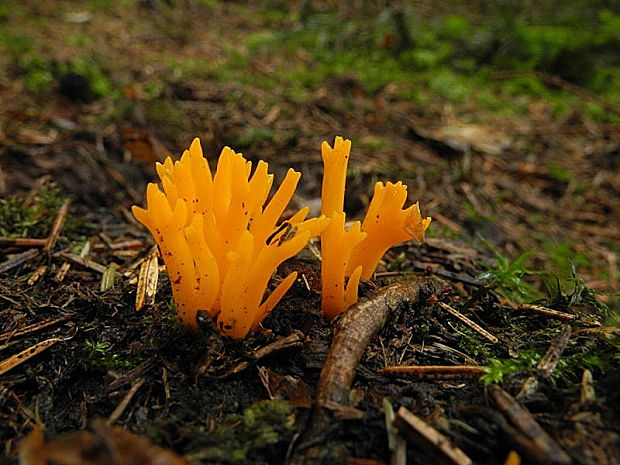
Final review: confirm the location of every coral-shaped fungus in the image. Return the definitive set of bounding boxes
[133,138,329,338]
[320,137,431,319]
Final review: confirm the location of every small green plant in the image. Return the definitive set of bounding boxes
[0,185,68,237]
[542,272,609,316]
[478,247,540,302]
[15,50,54,96]
[457,326,491,359]
[83,341,133,370]
[480,348,541,384]
[544,241,591,279]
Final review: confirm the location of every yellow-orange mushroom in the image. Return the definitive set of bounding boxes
[133,138,329,338]
[347,182,431,280]
[319,137,431,318]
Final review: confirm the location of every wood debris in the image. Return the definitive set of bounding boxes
[437,302,498,343]
[517,324,572,399]
[107,378,145,425]
[0,248,40,274]
[291,279,439,464]
[27,265,48,285]
[517,304,576,321]
[258,366,312,408]
[316,279,438,408]
[488,384,572,465]
[135,250,159,311]
[19,420,188,465]
[204,330,305,379]
[0,237,47,247]
[43,199,70,254]
[0,337,60,376]
[56,252,110,275]
[0,314,71,342]
[392,406,472,465]
[383,365,486,380]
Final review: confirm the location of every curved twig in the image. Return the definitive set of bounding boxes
[290,278,439,463]
[317,278,439,407]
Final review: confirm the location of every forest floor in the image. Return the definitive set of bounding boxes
[0,2,618,465]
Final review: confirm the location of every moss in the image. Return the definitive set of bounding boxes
[0,184,69,238]
[185,400,296,462]
[480,348,542,385]
[80,341,138,370]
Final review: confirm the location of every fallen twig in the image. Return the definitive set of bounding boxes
[517,304,576,321]
[0,237,47,247]
[517,325,572,399]
[0,248,40,274]
[27,265,48,285]
[438,302,498,344]
[0,338,60,376]
[56,251,109,275]
[316,278,438,407]
[535,324,572,378]
[392,406,472,465]
[108,378,145,425]
[43,199,70,254]
[0,314,71,342]
[54,262,71,283]
[291,278,438,464]
[106,359,158,392]
[383,365,486,380]
[488,384,572,465]
[207,330,305,379]
[94,239,145,250]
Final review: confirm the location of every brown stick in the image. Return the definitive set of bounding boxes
[291,279,438,464]
[56,252,108,274]
[438,302,498,343]
[517,304,576,321]
[27,265,48,285]
[488,384,572,465]
[0,314,71,342]
[517,325,572,399]
[536,324,572,378]
[0,237,47,247]
[317,279,438,407]
[0,248,40,274]
[107,378,145,425]
[43,199,70,253]
[383,365,486,380]
[105,239,145,250]
[393,406,473,465]
[205,330,305,379]
[0,338,60,376]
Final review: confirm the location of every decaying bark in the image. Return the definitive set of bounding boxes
[316,278,438,408]
[489,384,572,465]
[290,278,439,464]
[393,406,472,465]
